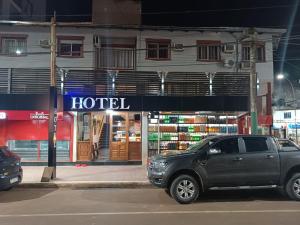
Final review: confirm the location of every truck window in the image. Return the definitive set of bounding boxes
[278,139,300,152]
[213,138,239,154]
[243,137,269,153]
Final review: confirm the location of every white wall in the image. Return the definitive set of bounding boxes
[0,25,276,90]
[137,31,274,86]
[0,26,94,69]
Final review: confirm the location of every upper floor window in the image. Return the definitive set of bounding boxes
[57,36,84,57]
[242,43,265,62]
[197,40,221,61]
[284,112,292,119]
[0,35,27,56]
[146,39,171,60]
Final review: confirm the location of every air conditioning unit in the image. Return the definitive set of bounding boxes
[240,61,251,69]
[222,43,235,53]
[223,59,235,68]
[171,43,184,51]
[39,40,50,48]
[93,36,101,47]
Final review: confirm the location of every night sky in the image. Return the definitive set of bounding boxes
[47,0,300,80]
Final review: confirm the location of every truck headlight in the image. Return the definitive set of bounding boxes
[154,160,168,169]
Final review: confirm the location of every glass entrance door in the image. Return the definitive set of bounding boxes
[110,112,129,160]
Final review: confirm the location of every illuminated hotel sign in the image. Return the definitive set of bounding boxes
[64,95,249,112]
[0,112,6,119]
[71,97,130,110]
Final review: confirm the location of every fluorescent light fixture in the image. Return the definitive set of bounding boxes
[0,112,7,119]
[277,74,284,80]
[15,50,22,55]
[106,109,113,114]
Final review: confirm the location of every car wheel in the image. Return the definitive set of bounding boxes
[286,173,300,201]
[170,174,199,204]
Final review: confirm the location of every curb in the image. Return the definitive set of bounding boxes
[17,181,153,189]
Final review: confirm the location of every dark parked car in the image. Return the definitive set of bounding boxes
[148,135,300,204]
[0,146,22,191]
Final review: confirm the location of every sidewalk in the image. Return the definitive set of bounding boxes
[20,165,151,188]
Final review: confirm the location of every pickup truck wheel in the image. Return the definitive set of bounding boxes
[170,175,199,204]
[286,173,300,201]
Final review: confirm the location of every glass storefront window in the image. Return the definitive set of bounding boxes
[8,140,70,161]
[112,114,127,142]
[77,113,91,141]
[128,113,141,142]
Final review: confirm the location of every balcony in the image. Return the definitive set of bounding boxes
[96,47,135,70]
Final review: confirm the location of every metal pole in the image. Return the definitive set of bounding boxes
[249,28,258,134]
[48,16,57,179]
[285,78,297,143]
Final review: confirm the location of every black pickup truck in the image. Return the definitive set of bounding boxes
[147,135,300,204]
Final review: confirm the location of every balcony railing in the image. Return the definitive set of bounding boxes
[0,68,250,97]
[96,47,135,70]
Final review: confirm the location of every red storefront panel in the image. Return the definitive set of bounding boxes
[0,111,74,161]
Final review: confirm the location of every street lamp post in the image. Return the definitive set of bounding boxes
[277,74,298,143]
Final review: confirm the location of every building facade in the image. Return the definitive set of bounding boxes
[0,22,285,164]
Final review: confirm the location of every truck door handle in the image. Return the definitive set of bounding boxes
[266,155,274,159]
[233,157,243,161]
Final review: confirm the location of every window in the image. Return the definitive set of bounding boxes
[57,36,84,57]
[213,138,239,154]
[284,112,292,119]
[197,41,221,61]
[146,39,171,60]
[278,140,300,151]
[242,43,265,62]
[243,137,269,153]
[1,36,27,56]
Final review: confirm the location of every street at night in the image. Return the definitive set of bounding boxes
[2,0,300,225]
[1,188,300,225]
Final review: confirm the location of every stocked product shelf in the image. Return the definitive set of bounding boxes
[148,113,238,154]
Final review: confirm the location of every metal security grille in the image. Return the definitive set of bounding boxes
[212,72,250,96]
[64,70,112,95]
[10,68,62,94]
[115,71,160,96]
[1,68,250,97]
[165,72,209,96]
[11,68,50,94]
[0,68,9,93]
[165,72,249,96]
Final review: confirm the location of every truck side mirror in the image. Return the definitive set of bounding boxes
[208,148,222,155]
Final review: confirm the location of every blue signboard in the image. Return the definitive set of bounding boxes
[288,123,300,129]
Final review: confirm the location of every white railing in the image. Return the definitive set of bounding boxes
[96,47,135,70]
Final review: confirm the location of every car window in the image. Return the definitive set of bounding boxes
[278,140,300,151]
[212,138,239,154]
[243,137,269,153]
[186,137,219,152]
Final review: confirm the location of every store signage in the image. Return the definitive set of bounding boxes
[0,112,6,119]
[30,112,49,120]
[288,123,300,129]
[71,97,130,110]
[64,95,249,112]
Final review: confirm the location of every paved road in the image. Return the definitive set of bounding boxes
[0,188,300,225]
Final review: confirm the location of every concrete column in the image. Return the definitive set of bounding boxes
[141,112,148,166]
[72,112,78,162]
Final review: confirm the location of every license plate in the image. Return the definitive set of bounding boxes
[10,177,18,184]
